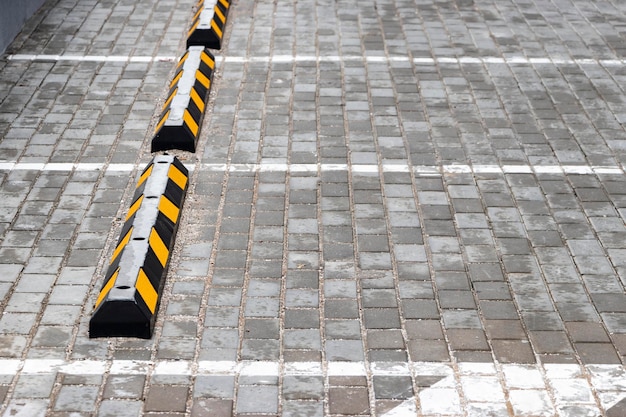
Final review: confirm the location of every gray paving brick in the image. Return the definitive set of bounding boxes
[144,385,188,413]
[236,385,279,414]
[103,375,146,399]
[53,385,99,412]
[1,0,626,414]
[98,400,143,417]
[13,374,56,399]
[324,299,359,319]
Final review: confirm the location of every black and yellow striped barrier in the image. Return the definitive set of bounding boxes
[89,155,188,339]
[187,0,230,50]
[151,46,215,153]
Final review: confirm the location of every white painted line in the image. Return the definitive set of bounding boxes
[109,360,151,375]
[59,360,107,375]
[154,361,192,376]
[197,360,238,374]
[198,162,626,176]
[1,161,624,176]
[6,54,177,63]
[284,361,323,375]
[0,359,421,376]
[20,359,64,374]
[241,361,280,376]
[226,55,626,67]
[327,361,367,376]
[0,358,624,413]
[6,53,625,67]
[371,362,411,375]
[103,163,136,172]
[501,165,533,174]
[0,162,132,172]
[0,360,21,374]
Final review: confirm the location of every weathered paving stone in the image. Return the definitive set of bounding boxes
[0,0,625,415]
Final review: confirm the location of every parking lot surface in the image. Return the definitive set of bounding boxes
[1,0,626,415]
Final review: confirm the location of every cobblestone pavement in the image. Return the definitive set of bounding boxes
[1,0,626,415]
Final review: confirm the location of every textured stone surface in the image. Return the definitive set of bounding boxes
[0,0,625,415]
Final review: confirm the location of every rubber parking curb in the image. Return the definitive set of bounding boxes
[89,155,188,339]
[187,0,230,50]
[151,46,215,153]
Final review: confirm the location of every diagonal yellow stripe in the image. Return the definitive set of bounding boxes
[162,87,178,110]
[136,268,158,314]
[155,109,170,132]
[214,6,226,23]
[187,18,201,38]
[170,70,183,89]
[210,18,223,39]
[218,0,229,10]
[168,163,188,191]
[149,228,169,267]
[159,196,180,224]
[137,163,154,188]
[126,195,144,221]
[195,69,210,89]
[94,268,119,309]
[177,51,190,69]
[111,226,133,264]
[190,87,205,113]
[183,109,199,136]
[201,52,215,70]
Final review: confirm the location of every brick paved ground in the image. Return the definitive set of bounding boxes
[1,0,626,415]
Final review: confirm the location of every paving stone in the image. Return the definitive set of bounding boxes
[194,376,235,399]
[144,385,188,413]
[103,375,146,399]
[493,339,536,364]
[565,322,611,343]
[191,399,233,417]
[509,390,555,417]
[438,290,477,309]
[448,329,490,351]
[529,331,574,354]
[283,376,324,400]
[236,385,279,414]
[3,400,49,417]
[325,320,362,340]
[328,387,370,415]
[97,400,143,417]
[2,0,626,414]
[408,339,450,362]
[53,385,99,412]
[13,374,56,399]
[607,397,626,417]
[576,342,622,364]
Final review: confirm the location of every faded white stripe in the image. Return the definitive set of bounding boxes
[199,162,625,175]
[6,54,176,62]
[5,53,626,67]
[222,55,626,66]
[0,162,135,172]
[1,359,415,376]
[0,161,624,175]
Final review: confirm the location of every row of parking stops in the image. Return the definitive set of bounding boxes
[89,0,231,339]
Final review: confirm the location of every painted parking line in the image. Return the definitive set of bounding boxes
[1,161,623,176]
[197,163,626,176]
[0,358,444,376]
[225,55,626,67]
[6,53,626,67]
[5,54,177,62]
[0,162,135,172]
[0,359,623,414]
